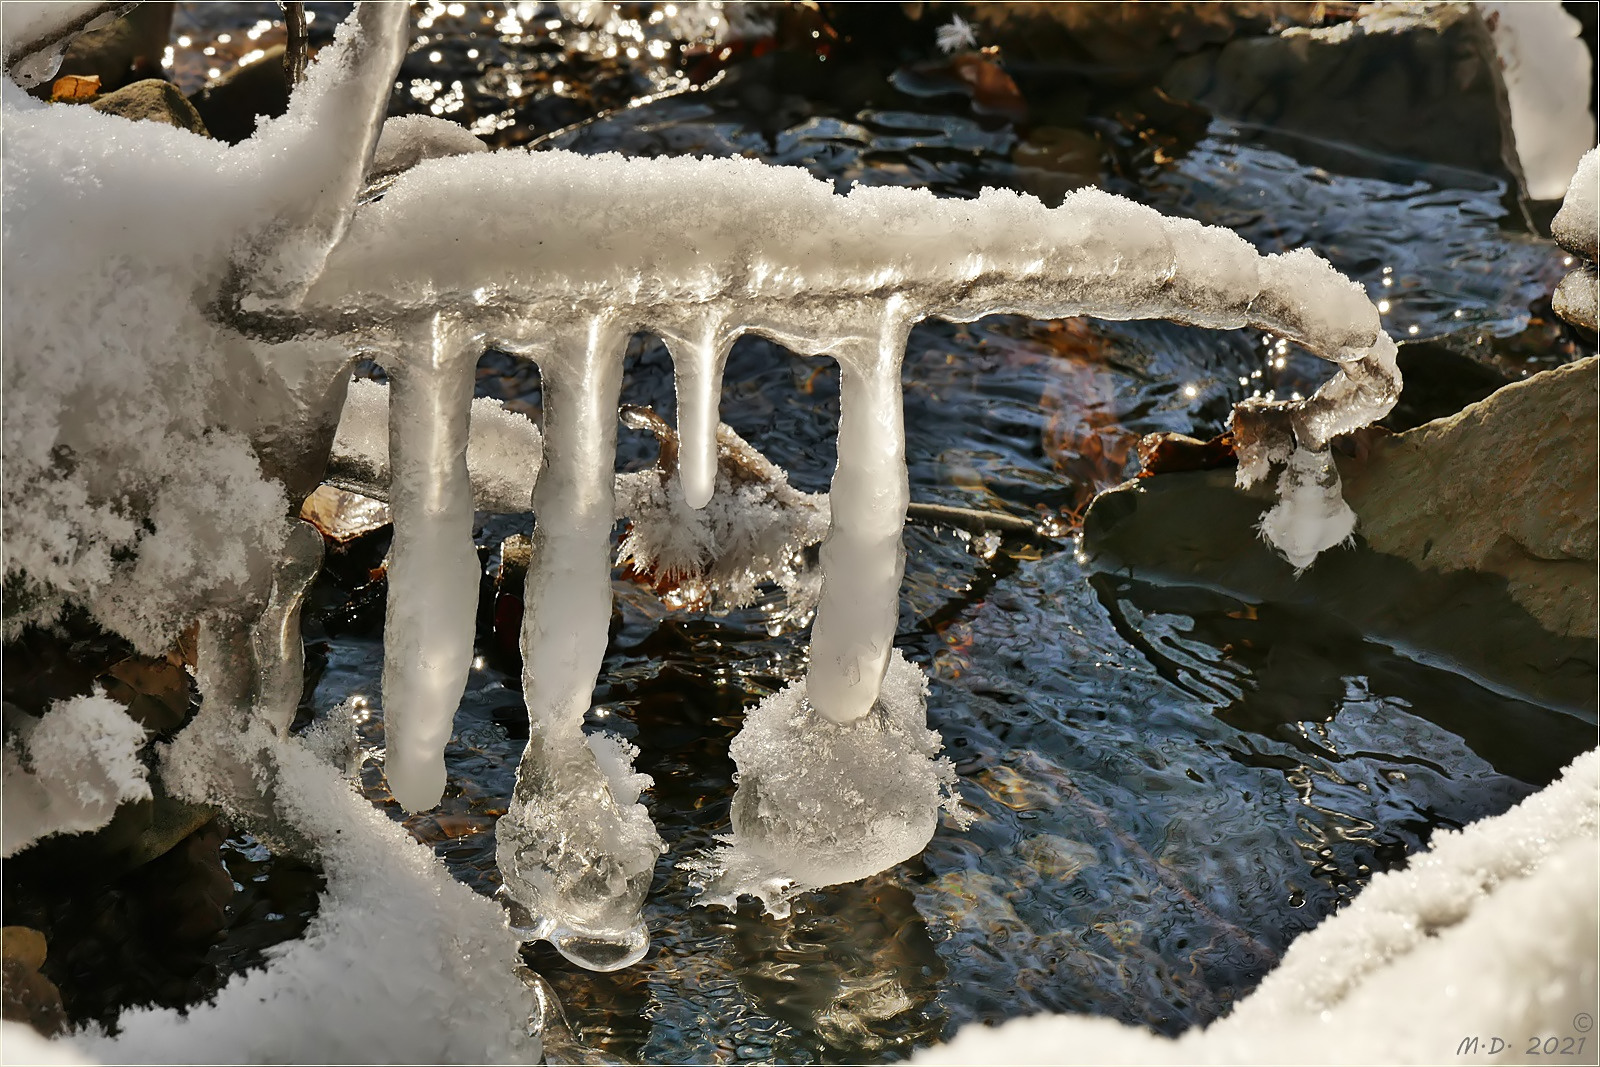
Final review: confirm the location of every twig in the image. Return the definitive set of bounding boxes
[905,501,1053,544]
[282,2,309,86]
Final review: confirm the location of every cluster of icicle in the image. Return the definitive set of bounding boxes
[4,1,1399,983]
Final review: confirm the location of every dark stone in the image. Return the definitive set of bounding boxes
[189,44,290,145]
[1081,466,1596,720]
[50,3,175,95]
[1161,5,1523,188]
[90,78,208,137]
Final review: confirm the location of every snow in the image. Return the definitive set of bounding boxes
[2,693,150,857]
[55,710,541,1064]
[914,747,1598,1065]
[1552,147,1598,260]
[1480,2,1595,202]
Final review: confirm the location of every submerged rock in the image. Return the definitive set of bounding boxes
[1082,358,1597,715]
[1161,3,1523,187]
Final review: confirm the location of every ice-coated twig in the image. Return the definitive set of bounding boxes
[282,1,309,87]
[230,1,410,309]
[4,0,1403,969]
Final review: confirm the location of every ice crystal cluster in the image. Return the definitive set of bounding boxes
[0,3,1478,1060]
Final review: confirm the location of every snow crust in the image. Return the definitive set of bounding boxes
[2,693,150,857]
[367,114,487,179]
[329,376,544,512]
[1552,147,1598,259]
[915,747,1599,1065]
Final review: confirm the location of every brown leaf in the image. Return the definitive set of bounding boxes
[97,655,194,735]
[1135,431,1238,477]
[50,74,100,102]
[299,484,392,544]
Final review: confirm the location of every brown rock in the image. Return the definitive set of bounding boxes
[90,78,208,137]
[1338,357,1597,640]
[2,927,66,1036]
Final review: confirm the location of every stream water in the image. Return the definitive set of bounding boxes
[23,3,1595,1062]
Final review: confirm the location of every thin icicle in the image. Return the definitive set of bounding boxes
[380,316,482,812]
[665,318,735,511]
[251,520,325,737]
[806,300,914,724]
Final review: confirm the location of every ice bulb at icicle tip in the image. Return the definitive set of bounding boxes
[494,733,662,971]
[384,747,447,812]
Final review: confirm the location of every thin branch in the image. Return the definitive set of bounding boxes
[282,2,309,87]
[905,501,1055,545]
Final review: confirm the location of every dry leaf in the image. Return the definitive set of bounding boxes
[50,74,100,102]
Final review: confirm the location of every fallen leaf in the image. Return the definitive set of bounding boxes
[50,74,100,102]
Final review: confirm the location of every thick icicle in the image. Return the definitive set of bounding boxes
[805,303,914,724]
[495,318,664,971]
[380,316,482,812]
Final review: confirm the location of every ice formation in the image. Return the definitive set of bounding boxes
[3,0,1400,991]
[687,650,968,916]
[914,748,1599,1065]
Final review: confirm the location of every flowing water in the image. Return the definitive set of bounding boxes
[25,3,1595,1061]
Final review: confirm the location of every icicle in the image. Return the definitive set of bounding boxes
[495,317,664,972]
[805,300,914,724]
[251,520,325,737]
[380,316,482,813]
[665,318,735,510]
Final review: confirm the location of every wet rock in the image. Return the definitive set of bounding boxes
[1339,357,1596,641]
[952,3,1330,81]
[1161,3,1522,186]
[1081,360,1599,716]
[190,44,289,145]
[50,3,174,95]
[89,78,208,136]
